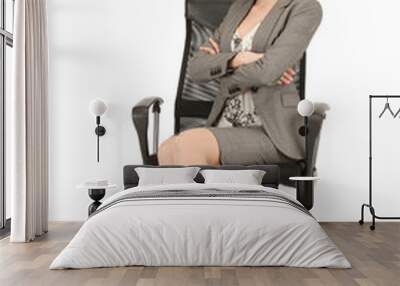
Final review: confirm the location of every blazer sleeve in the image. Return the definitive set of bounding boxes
[221,0,323,97]
[187,2,240,82]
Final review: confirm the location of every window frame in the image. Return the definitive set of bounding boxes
[0,0,14,234]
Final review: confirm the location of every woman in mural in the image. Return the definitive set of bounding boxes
[158,0,322,165]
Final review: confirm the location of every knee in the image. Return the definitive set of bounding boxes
[174,129,218,165]
[158,136,178,165]
[173,132,193,160]
[158,133,194,165]
[158,129,220,165]
[159,131,197,165]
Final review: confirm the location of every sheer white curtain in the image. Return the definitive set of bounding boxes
[9,0,48,242]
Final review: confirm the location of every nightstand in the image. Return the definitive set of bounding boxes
[77,183,117,216]
[289,177,320,211]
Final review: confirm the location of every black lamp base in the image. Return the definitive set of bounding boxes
[88,189,106,216]
[95,126,106,136]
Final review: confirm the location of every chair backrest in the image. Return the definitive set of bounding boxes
[175,0,306,133]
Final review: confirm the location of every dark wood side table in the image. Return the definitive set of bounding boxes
[77,184,117,216]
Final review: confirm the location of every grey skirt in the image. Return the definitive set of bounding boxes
[207,126,291,165]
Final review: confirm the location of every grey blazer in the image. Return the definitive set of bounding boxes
[188,0,322,160]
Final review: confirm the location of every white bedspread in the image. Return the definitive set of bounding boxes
[50,183,350,269]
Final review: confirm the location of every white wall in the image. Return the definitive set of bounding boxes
[48,0,400,221]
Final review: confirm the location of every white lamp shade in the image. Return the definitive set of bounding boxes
[297,99,314,117]
[89,99,107,116]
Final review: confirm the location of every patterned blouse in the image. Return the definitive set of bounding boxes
[217,23,262,128]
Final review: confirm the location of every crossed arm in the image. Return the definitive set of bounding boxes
[188,0,323,95]
[200,38,296,86]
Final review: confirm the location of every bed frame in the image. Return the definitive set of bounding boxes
[123,164,280,189]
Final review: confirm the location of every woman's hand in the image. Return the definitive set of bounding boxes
[277,68,296,85]
[199,38,220,55]
[229,51,264,69]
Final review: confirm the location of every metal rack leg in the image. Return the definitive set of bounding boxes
[359,204,376,230]
[359,204,366,225]
[369,206,376,231]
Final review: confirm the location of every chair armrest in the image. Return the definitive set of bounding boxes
[313,102,330,118]
[297,101,328,177]
[132,97,164,165]
[133,97,164,111]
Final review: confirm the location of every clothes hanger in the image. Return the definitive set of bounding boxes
[379,97,395,118]
[393,106,400,118]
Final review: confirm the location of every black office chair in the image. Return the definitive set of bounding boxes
[131,0,327,210]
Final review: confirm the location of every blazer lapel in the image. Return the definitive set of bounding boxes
[252,0,293,51]
[220,0,255,51]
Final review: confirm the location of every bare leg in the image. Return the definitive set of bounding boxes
[158,128,220,166]
[158,135,178,165]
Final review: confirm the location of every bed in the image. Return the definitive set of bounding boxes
[50,165,350,269]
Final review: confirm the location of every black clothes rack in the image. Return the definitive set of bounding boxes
[359,95,400,230]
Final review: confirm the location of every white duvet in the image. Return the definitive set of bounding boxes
[50,183,350,269]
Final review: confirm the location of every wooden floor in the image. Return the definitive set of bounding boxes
[0,222,399,286]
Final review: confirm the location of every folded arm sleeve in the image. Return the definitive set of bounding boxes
[222,0,323,91]
[187,2,240,82]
